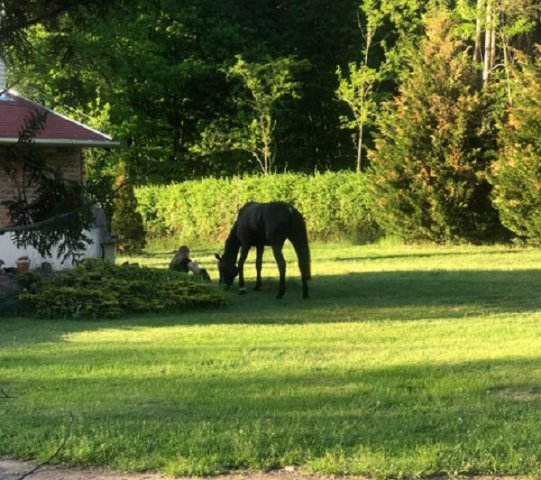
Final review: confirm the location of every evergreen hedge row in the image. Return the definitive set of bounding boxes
[135,172,381,245]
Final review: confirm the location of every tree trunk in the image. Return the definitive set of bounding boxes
[356,122,364,173]
[482,0,496,86]
[473,0,484,63]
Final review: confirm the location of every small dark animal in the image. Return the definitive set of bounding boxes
[215,201,311,299]
[170,245,210,281]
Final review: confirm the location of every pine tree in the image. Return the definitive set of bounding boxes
[367,9,504,243]
[111,164,146,254]
[490,48,541,244]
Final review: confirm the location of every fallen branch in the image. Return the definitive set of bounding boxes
[15,414,73,480]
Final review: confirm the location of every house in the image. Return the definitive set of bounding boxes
[0,60,118,271]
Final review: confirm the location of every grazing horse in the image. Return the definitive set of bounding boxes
[215,201,311,299]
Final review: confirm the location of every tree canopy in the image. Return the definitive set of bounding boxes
[2,0,541,249]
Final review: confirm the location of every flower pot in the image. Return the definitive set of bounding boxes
[16,259,30,274]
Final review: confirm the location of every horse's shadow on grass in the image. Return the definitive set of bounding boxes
[218,267,541,323]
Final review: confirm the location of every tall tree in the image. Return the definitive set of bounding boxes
[455,0,541,87]
[0,1,113,58]
[367,10,504,243]
[10,0,367,178]
[336,0,385,173]
[0,1,117,261]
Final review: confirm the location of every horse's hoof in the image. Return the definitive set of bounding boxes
[239,287,247,295]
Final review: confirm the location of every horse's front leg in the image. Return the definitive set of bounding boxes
[254,245,264,291]
[271,244,286,299]
[237,245,250,294]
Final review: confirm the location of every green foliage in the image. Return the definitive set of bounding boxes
[135,172,381,245]
[111,166,147,254]
[8,0,370,179]
[336,0,425,172]
[195,55,306,175]
[490,49,541,244]
[16,259,226,319]
[367,10,504,243]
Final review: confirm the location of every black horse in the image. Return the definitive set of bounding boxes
[215,201,311,299]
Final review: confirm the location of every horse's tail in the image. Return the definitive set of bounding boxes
[290,208,311,281]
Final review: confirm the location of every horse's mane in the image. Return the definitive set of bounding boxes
[223,221,240,261]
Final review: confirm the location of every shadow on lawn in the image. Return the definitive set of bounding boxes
[1,268,541,344]
[226,267,541,320]
[332,247,526,263]
[4,354,541,475]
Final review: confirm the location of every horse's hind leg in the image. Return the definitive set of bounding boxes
[254,245,264,291]
[271,244,286,299]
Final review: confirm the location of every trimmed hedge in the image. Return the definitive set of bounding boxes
[135,172,381,244]
[16,260,227,319]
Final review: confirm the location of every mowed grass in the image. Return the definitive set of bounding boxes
[1,243,541,477]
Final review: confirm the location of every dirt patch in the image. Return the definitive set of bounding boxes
[0,459,170,480]
[488,387,541,402]
[0,460,343,480]
[0,459,531,480]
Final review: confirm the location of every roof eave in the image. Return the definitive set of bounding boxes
[0,137,120,148]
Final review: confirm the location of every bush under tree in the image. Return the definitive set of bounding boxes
[135,172,381,245]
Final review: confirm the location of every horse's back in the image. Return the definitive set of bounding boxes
[237,201,297,244]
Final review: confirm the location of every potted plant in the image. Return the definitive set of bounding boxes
[15,256,31,274]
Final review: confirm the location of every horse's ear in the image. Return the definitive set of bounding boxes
[215,253,222,261]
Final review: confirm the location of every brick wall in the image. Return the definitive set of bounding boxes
[0,146,83,226]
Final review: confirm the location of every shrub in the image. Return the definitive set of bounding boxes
[135,171,381,245]
[111,164,147,254]
[16,260,226,319]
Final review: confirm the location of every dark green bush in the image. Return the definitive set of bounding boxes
[16,260,226,319]
[135,171,381,244]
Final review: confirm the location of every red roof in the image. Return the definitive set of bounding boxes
[0,91,117,147]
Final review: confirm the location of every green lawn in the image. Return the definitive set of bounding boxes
[1,243,541,477]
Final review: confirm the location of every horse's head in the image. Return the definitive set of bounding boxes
[214,254,239,288]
